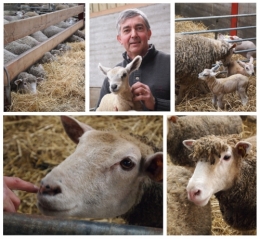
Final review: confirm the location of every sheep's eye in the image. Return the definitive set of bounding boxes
[203,74,208,76]
[223,155,231,161]
[121,73,127,79]
[120,158,135,171]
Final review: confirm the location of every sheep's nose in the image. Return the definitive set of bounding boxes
[39,180,62,196]
[111,84,118,91]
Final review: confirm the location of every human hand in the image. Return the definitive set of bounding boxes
[131,82,155,110]
[3,176,39,212]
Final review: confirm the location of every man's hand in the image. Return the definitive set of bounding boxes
[3,176,39,212]
[131,82,155,110]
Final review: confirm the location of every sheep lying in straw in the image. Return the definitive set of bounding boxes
[198,64,249,108]
[183,134,256,231]
[167,115,243,167]
[96,55,143,111]
[175,34,236,104]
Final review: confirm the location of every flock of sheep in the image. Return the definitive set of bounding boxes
[4,3,84,95]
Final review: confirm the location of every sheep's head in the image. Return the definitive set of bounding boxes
[98,55,142,94]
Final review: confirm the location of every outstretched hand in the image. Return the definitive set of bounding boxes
[3,176,39,212]
[131,82,155,110]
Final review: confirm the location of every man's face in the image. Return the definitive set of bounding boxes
[117,15,152,59]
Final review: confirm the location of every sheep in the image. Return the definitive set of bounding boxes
[28,64,46,78]
[37,116,163,228]
[183,134,256,231]
[167,164,212,235]
[218,33,256,59]
[42,26,64,38]
[198,65,249,108]
[175,34,236,104]
[30,31,49,43]
[10,72,43,94]
[96,55,143,111]
[4,41,31,55]
[15,36,40,48]
[226,56,255,77]
[38,52,57,64]
[4,49,18,64]
[167,115,243,167]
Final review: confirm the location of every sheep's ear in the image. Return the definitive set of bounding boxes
[183,140,196,150]
[249,56,254,63]
[144,152,163,182]
[229,43,237,50]
[126,55,142,74]
[235,141,252,158]
[167,115,178,124]
[237,60,246,67]
[98,63,111,76]
[61,116,94,144]
[14,79,23,85]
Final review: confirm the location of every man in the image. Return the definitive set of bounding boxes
[96,8,170,111]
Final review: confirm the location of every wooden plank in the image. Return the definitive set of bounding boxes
[90,4,153,18]
[107,4,117,9]
[99,4,107,11]
[92,4,99,13]
[89,87,101,109]
[4,20,84,85]
[4,5,84,45]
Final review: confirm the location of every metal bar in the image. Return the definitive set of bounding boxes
[3,212,163,235]
[181,26,256,35]
[234,48,256,54]
[175,13,256,22]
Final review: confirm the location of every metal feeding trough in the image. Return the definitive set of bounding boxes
[3,212,163,235]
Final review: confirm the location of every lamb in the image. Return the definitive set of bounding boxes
[10,72,43,94]
[198,65,249,108]
[167,115,243,167]
[38,52,57,64]
[218,33,256,59]
[183,134,256,231]
[225,57,255,77]
[96,55,143,111]
[175,34,236,104]
[37,116,163,228]
[167,164,212,235]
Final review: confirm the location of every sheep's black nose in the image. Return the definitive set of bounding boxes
[111,84,118,91]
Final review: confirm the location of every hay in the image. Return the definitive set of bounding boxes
[8,42,85,112]
[167,117,256,235]
[175,15,256,112]
[3,115,162,222]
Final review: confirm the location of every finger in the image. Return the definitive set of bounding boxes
[3,197,16,212]
[4,177,39,193]
[3,187,20,212]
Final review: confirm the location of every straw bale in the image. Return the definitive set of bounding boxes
[167,117,256,235]
[175,15,256,112]
[3,115,163,223]
[8,41,85,112]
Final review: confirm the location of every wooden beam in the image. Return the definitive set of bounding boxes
[90,4,154,18]
[4,20,84,85]
[4,5,85,45]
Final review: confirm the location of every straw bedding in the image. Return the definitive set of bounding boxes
[3,115,162,224]
[7,41,85,112]
[175,15,256,112]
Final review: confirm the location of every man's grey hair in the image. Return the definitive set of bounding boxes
[116,8,151,34]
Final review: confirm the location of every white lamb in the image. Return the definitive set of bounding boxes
[198,65,249,109]
[96,55,143,111]
[226,57,255,77]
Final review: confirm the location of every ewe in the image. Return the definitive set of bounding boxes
[183,135,256,231]
[37,116,163,228]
